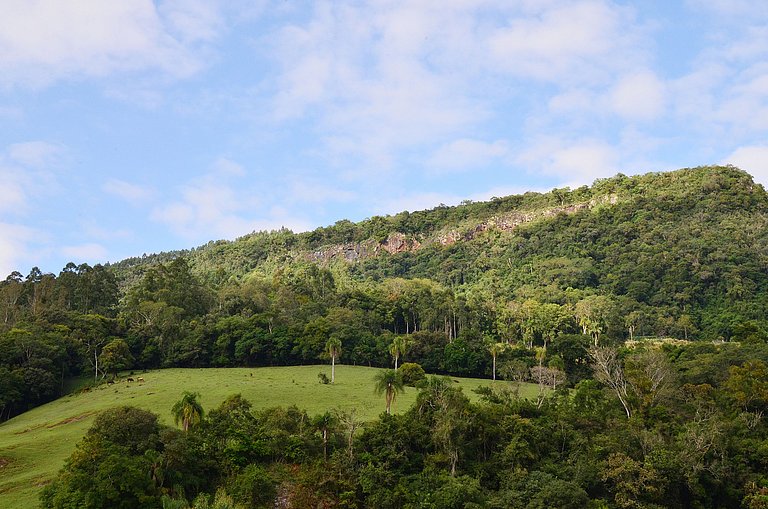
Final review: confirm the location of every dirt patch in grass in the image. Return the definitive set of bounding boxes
[34,476,52,487]
[14,423,45,434]
[47,411,97,429]
[0,457,11,469]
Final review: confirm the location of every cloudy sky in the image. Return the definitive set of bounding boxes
[2,0,768,276]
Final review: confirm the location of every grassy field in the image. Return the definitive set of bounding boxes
[0,365,539,508]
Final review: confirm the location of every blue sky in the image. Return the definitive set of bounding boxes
[2,0,768,277]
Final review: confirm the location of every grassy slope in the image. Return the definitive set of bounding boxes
[0,365,539,508]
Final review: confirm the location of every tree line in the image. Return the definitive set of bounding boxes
[42,339,768,508]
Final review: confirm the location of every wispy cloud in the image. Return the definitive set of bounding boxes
[7,141,67,167]
[515,137,620,186]
[103,179,155,204]
[0,141,66,214]
[427,139,511,172]
[0,222,41,278]
[0,0,224,88]
[263,0,652,181]
[152,159,313,239]
[723,145,768,185]
[486,1,645,84]
[609,70,667,122]
[61,243,109,264]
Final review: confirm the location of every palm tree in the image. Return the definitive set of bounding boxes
[374,369,405,415]
[389,336,408,370]
[172,391,204,432]
[312,411,337,461]
[326,336,342,383]
[487,341,505,381]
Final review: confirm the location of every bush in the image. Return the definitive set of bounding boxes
[399,363,426,386]
[228,464,275,507]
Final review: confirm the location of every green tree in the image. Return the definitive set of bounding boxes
[487,340,505,381]
[389,335,408,370]
[374,369,405,415]
[724,359,768,414]
[99,339,134,377]
[326,335,342,383]
[312,411,338,461]
[172,392,204,432]
[40,407,162,509]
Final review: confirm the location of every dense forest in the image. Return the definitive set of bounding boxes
[2,165,768,507]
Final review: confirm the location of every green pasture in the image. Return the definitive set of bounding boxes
[0,365,539,508]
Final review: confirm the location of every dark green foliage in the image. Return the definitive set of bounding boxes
[41,407,162,509]
[491,470,590,509]
[42,340,768,509]
[399,362,426,385]
[226,464,275,507]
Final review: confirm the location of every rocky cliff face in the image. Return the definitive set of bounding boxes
[307,195,617,264]
[307,232,422,263]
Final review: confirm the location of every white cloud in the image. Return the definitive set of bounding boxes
[60,243,109,264]
[267,2,494,170]
[103,179,154,204]
[151,162,313,240]
[8,141,66,167]
[0,141,66,214]
[428,139,510,171]
[212,157,246,177]
[158,0,224,44]
[486,1,645,84]
[609,70,666,121]
[0,0,222,88]
[515,137,619,186]
[288,179,356,205]
[152,176,253,238]
[0,177,26,214]
[722,145,768,185]
[0,222,39,277]
[548,89,596,115]
[264,0,651,178]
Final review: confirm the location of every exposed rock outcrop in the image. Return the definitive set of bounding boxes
[306,195,617,263]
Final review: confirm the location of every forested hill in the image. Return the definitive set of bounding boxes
[114,164,768,338]
[3,165,768,421]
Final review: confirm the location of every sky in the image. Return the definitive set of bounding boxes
[2,0,768,277]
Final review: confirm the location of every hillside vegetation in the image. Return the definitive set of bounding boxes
[1,166,768,507]
[0,366,510,508]
[2,166,768,422]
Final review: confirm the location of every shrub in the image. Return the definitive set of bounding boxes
[399,363,426,386]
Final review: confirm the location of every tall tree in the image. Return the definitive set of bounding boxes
[326,335,342,384]
[589,346,632,418]
[312,411,337,461]
[389,335,408,370]
[374,369,405,415]
[171,391,204,432]
[486,340,505,381]
[99,339,134,377]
